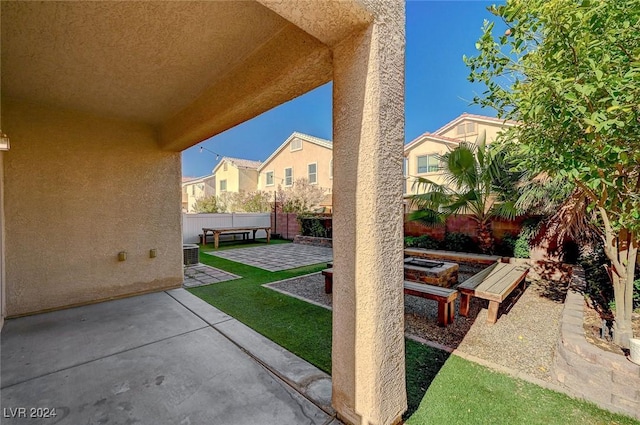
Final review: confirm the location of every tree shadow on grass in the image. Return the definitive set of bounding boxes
[404,339,451,420]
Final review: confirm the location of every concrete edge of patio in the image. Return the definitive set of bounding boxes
[166,288,335,416]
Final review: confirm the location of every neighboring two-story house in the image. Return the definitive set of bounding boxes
[404,113,516,197]
[181,174,216,213]
[257,132,334,209]
[212,156,261,195]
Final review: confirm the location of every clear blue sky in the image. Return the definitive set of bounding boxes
[182,0,502,178]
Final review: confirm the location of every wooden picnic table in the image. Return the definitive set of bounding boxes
[202,226,271,249]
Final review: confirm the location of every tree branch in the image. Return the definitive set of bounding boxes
[598,206,624,275]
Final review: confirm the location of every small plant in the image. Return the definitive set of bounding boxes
[298,215,332,238]
[579,244,614,316]
[417,235,440,249]
[495,233,517,257]
[404,235,440,249]
[513,218,542,259]
[404,236,418,247]
[440,232,476,253]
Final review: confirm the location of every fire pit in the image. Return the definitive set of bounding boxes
[405,258,445,269]
[404,257,458,288]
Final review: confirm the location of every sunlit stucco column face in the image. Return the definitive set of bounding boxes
[331,2,406,424]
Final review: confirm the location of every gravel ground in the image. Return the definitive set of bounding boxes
[266,268,567,382]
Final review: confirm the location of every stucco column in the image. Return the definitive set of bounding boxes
[331,2,406,424]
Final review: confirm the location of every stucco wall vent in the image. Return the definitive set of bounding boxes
[183,244,199,266]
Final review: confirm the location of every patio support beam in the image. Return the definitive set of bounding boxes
[331,1,406,424]
[157,23,331,152]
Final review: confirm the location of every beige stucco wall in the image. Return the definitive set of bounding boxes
[183,176,215,212]
[2,99,183,317]
[258,139,333,194]
[331,0,406,423]
[404,139,451,194]
[214,163,240,193]
[238,167,259,192]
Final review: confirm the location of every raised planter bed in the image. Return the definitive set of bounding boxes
[293,235,332,248]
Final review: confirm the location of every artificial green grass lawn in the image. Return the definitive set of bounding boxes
[189,240,331,370]
[189,241,638,424]
[407,354,637,425]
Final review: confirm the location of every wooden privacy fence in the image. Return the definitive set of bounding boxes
[404,214,527,243]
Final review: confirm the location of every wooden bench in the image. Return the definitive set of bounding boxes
[200,231,250,245]
[458,262,529,324]
[202,226,271,248]
[321,268,334,294]
[321,268,458,326]
[404,280,458,326]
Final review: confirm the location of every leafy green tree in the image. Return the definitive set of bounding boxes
[409,133,520,254]
[192,195,220,213]
[277,178,327,213]
[466,0,640,347]
[237,190,272,212]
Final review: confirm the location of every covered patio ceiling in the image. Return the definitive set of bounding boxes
[1,1,369,151]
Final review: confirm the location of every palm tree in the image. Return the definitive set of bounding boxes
[409,132,520,253]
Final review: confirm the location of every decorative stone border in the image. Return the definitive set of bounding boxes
[552,266,640,420]
[293,235,333,248]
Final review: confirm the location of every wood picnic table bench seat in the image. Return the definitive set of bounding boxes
[403,280,458,326]
[202,226,271,249]
[321,268,458,326]
[200,231,250,245]
[321,268,334,294]
[458,262,529,324]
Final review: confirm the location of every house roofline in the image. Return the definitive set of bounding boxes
[433,112,518,136]
[181,173,215,186]
[403,132,460,154]
[257,132,332,172]
[212,156,262,175]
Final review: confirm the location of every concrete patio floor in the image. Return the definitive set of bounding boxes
[1,289,337,425]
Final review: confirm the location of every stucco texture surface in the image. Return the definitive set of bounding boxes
[258,138,333,192]
[2,100,183,316]
[329,1,407,423]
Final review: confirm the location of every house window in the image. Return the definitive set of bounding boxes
[284,167,293,186]
[456,122,477,135]
[329,159,333,179]
[417,155,439,173]
[220,179,227,192]
[223,162,228,171]
[265,171,274,186]
[290,138,302,151]
[308,163,317,184]
[191,185,196,196]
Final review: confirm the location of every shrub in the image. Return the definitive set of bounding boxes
[513,237,530,258]
[495,233,517,257]
[404,237,418,247]
[513,218,542,258]
[416,235,440,249]
[192,195,220,213]
[298,215,332,238]
[441,232,476,253]
[404,235,440,249]
[579,244,614,314]
[277,178,327,213]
